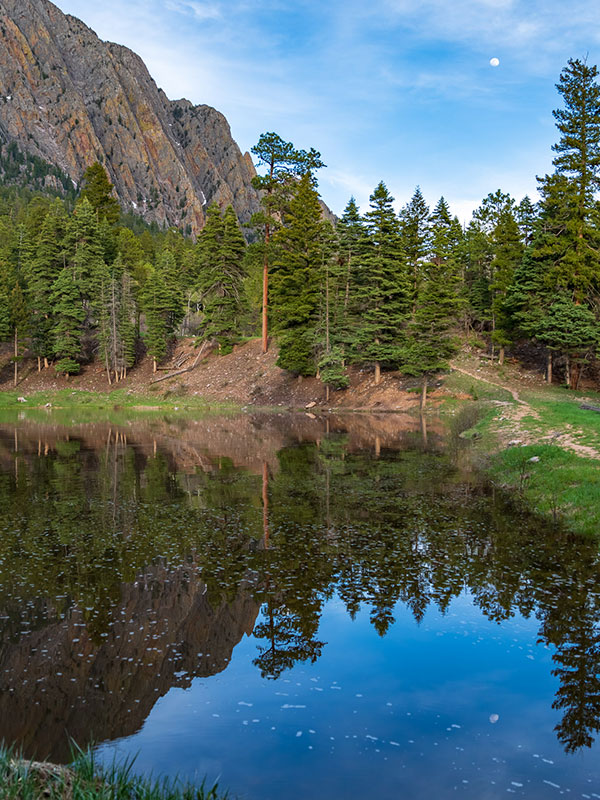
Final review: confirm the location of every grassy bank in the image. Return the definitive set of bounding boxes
[442,365,600,538]
[0,746,227,800]
[0,389,241,424]
[488,443,600,537]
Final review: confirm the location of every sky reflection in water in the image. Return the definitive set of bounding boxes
[0,414,599,799]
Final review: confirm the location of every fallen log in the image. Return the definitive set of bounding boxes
[150,341,213,385]
[580,403,600,413]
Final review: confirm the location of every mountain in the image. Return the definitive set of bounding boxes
[0,0,261,232]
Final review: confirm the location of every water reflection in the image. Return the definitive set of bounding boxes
[0,414,599,764]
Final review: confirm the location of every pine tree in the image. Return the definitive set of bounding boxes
[119,270,137,376]
[430,197,462,267]
[8,282,29,387]
[156,248,185,334]
[196,202,224,291]
[537,294,598,388]
[516,195,537,246]
[489,207,524,363]
[50,266,85,375]
[399,186,431,310]
[401,218,461,408]
[271,172,328,375]
[536,59,600,304]
[25,201,67,369]
[316,222,348,394]
[251,132,324,352]
[141,265,170,371]
[80,162,121,225]
[200,205,247,353]
[0,271,10,342]
[351,182,410,384]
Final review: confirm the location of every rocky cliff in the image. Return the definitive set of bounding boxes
[0,0,261,232]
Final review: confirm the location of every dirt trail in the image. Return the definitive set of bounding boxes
[451,363,600,460]
[450,364,528,405]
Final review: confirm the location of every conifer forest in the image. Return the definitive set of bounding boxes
[1,58,599,402]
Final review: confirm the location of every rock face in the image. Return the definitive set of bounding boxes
[0,0,261,232]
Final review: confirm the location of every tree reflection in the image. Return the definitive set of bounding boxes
[0,426,599,754]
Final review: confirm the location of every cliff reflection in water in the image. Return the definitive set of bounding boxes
[0,413,599,761]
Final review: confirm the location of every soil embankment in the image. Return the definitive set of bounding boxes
[0,338,428,411]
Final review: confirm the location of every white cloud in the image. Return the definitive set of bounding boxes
[381,0,599,57]
[165,0,222,21]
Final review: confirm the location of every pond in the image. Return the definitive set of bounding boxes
[0,413,599,799]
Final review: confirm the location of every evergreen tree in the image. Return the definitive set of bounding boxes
[516,195,537,246]
[8,282,29,387]
[25,200,67,369]
[196,202,224,292]
[199,205,247,353]
[429,197,462,266]
[460,219,493,331]
[401,226,461,409]
[141,265,170,371]
[251,132,324,353]
[537,294,598,389]
[351,182,410,384]
[535,59,600,303]
[0,269,10,342]
[489,207,524,363]
[271,172,328,375]
[337,198,364,310]
[119,271,137,376]
[316,222,348,394]
[80,162,121,225]
[50,266,85,375]
[156,248,185,333]
[399,186,431,310]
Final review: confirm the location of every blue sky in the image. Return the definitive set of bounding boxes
[55,0,600,221]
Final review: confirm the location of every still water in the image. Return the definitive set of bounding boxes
[0,413,599,798]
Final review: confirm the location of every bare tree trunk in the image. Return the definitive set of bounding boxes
[375,361,381,386]
[499,346,505,366]
[153,358,157,374]
[546,350,552,385]
[375,436,381,458]
[420,413,428,446]
[37,356,41,372]
[262,223,270,354]
[565,353,571,388]
[13,328,18,388]
[326,384,330,403]
[571,361,580,391]
[44,357,49,369]
[420,375,428,412]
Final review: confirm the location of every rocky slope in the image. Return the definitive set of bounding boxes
[0,0,260,232]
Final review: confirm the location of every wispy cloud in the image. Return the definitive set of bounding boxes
[51,0,599,216]
[165,0,222,21]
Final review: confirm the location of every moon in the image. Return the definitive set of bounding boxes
[490,57,500,67]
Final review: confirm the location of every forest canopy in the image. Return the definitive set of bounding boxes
[0,58,599,399]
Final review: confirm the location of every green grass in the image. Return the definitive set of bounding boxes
[0,389,241,424]
[488,443,600,537]
[441,370,515,405]
[0,744,228,799]
[439,366,600,538]
[517,395,600,452]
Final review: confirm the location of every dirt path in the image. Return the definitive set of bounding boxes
[451,363,600,460]
[450,364,528,405]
